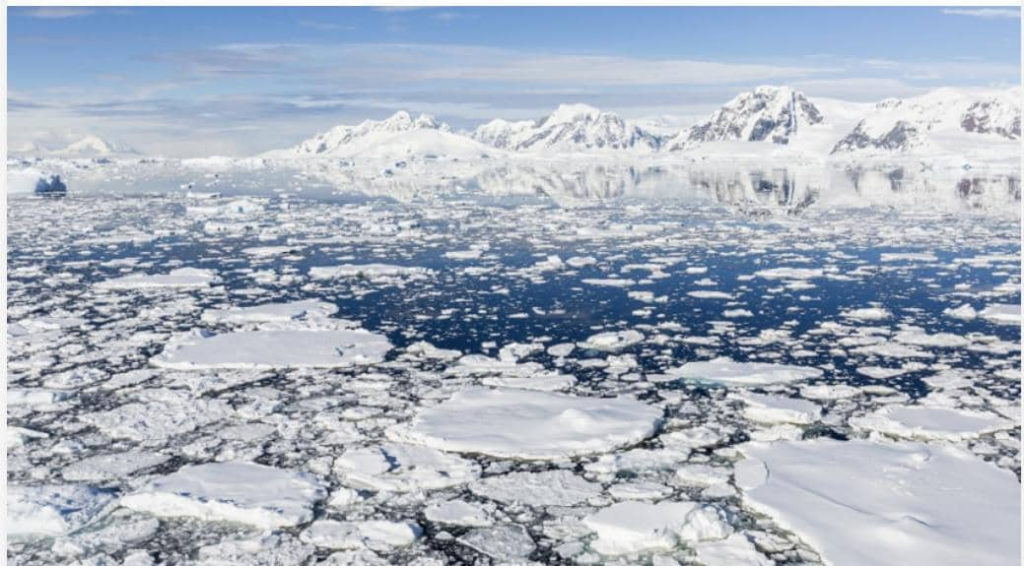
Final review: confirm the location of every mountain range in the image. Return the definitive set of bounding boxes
[12,86,1021,162]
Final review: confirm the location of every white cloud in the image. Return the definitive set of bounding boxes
[941,8,1020,20]
[20,7,95,19]
[182,42,835,87]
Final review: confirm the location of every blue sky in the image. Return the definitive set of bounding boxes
[8,6,1021,156]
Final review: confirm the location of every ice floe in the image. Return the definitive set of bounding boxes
[121,462,326,529]
[850,405,1014,441]
[394,387,662,460]
[333,442,480,492]
[153,329,392,369]
[582,501,733,556]
[94,267,218,290]
[737,439,1021,565]
[470,469,601,506]
[201,299,338,324]
[8,485,115,538]
[669,358,823,386]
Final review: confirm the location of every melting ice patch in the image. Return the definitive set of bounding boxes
[394,387,662,460]
[736,439,1021,565]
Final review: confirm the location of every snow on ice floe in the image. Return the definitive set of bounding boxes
[457,524,536,563]
[393,387,662,460]
[850,405,1014,441]
[63,451,170,482]
[736,439,1021,565]
[94,267,219,290]
[201,299,338,324]
[841,307,891,321]
[122,462,326,529]
[577,330,644,352]
[582,501,734,556]
[300,519,422,551]
[333,442,480,492]
[309,263,432,281]
[978,303,1021,325]
[668,358,823,386]
[80,389,234,441]
[470,469,600,506]
[8,484,115,538]
[754,267,823,280]
[424,500,492,527]
[732,392,821,425]
[153,329,392,369]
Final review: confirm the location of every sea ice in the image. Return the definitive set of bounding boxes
[94,267,218,290]
[695,534,771,566]
[8,484,114,538]
[841,307,891,321]
[582,501,732,556]
[395,387,662,460]
[669,358,823,386]
[577,330,644,352]
[424,500,492,527]
[300,519,421,551]
[121,462,326,529]
[333,442,480,492]
[201,299,338,324]
[63,451,170,482]
[850,405,1014,441]
[309,263,431,280]
[733,392,821,425]
[457,524,536,563]
[737,439,1021,565]
[153,329,392,369]
[978,304,1021,325]
[470,469,600,506]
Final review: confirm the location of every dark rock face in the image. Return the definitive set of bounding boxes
[831,121,920,154]
[961,100,1021,140]
[674,87,824,150]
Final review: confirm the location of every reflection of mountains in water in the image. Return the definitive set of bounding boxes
[13,155,1020,215]
[456,163,1021,214]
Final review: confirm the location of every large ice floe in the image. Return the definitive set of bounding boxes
[393,387,662,460]
[851,405,1015,441]
[736,439,1021,565]
[94,267,219,290]
[153,329,392,369]
[121,462,326,529]
[667,358,823,386]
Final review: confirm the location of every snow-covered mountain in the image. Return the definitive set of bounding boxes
[668,86,825,151]
[12,135,141,158]
[831,87,1021,155]
[471,104,662,153]
[240,87,1020,164]
[56,136,141,157]
[264,111,494,161]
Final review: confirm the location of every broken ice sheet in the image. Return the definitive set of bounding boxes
[5,168,1020,565]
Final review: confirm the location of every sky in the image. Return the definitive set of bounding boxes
[7,5,1022,157]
